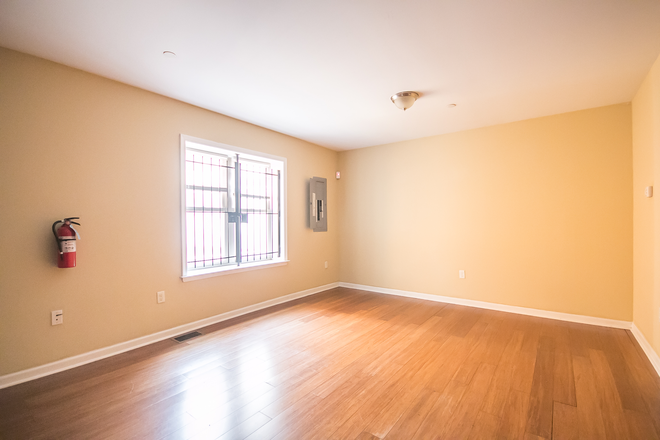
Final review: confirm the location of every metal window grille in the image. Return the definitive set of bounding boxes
[184,146,282,272]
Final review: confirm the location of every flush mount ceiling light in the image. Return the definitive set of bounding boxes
[391,91,420,111]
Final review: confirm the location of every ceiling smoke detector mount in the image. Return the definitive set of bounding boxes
[391,91,420,111]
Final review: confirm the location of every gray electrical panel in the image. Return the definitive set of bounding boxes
[309,176,327,232]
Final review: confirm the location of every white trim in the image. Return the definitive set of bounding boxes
[181,260,289,282]
[630,323,660,377]
[339,282,632,329]
[0,282,339,390]
[180,134,188,278]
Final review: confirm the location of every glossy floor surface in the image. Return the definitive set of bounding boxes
[1,288,660,439]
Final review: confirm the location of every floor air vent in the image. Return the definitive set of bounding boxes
[173,331,202,343]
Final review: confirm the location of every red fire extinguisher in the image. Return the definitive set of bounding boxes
[52,217,81,268]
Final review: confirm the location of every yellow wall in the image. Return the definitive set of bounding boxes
[0,48,340,375]
[0,45,645,378]
[338,105,633,321]
[632,53,660,356]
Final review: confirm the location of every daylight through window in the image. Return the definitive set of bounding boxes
[181,135,286,279]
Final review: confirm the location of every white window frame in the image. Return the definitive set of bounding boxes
[180,134,287,282]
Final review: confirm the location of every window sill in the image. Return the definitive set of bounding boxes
[181,260,289,282]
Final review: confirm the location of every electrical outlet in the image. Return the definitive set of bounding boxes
[459,270,465,279]
[325,261,328,269]
[51,310,63,325]
[157,291,165,304]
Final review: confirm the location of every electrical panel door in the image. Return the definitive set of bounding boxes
[309,177,327,232]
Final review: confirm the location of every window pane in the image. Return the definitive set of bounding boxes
[183,138,285,276]
[185,149,233,269]
[239,160,279,262]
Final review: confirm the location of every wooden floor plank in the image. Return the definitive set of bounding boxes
[425,321,489,394]
[588,349,632,439]
[436,362,496,439]
[624,409,660,440]
[280,359,409,440]
[572,354,608,439]
[362,335,463,438]
[452,319,502,384]
[496,388,530,440]
[614,330,660,436]
[525,334,555,439]
[551,324,576,407]
[269,371,376,440]
[481,330,525,417]
[1,287,658,440]
[383,388,441,440]
[552,402,578,440]
[468,410,501,439]
[215,412,272,440]
[447,307,485,338]
[511,318,541,394]
[323,339,442,440]
[597,328,650,413]
[411,380,468,440]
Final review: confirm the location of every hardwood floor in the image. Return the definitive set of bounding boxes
[1,287,659,439]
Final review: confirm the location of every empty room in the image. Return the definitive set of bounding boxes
[1,1,660,439]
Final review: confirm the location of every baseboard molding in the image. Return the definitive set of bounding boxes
[4,281,654,390]
[339,282,632,329]
[0,282,340,390]
[630,323,660,377]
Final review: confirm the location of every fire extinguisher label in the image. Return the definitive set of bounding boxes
[61,240,76,253]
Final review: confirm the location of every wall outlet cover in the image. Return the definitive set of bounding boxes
[51,310,63,325]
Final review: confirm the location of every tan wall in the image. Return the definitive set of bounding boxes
[0,45,645,378]
[338,104,633,321]
[632,53,660,356]
[0,47,340,375]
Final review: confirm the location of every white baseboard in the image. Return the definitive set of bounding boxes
[339,282,632,329]
[4,281,657,390]
[630,323,660,377]
[0,282,340,390]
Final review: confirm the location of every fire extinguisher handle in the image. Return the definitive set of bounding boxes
[52,217,81,250]
[63,217,81,238]
[52,220,64,258]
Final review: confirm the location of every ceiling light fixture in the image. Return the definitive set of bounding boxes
[391,91,420,111]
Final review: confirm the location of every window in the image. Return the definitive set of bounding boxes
[180,135,287,281]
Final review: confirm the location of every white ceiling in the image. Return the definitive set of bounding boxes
[2,0,660,150]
